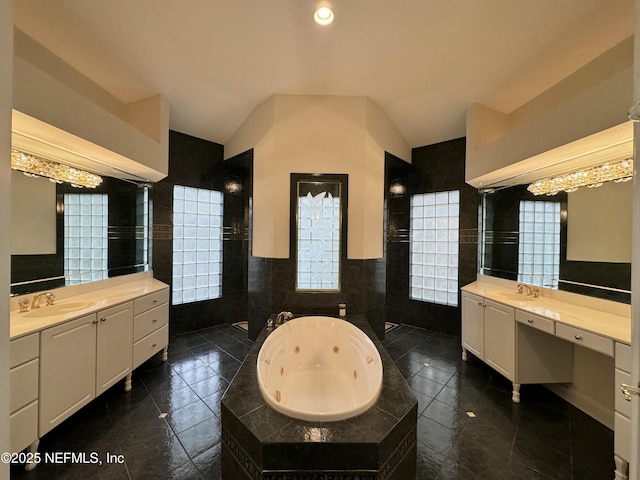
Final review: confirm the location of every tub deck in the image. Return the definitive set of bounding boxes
[221,315,418,480]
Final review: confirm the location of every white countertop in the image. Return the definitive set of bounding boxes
[461,281,631,345]
[10,276,169,340]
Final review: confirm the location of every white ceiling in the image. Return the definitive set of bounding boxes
[13,0,635,149]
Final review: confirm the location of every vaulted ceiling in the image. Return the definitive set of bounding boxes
[13,0,635,148]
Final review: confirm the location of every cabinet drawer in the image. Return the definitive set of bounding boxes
[134,303,169,342]
[515,310,555,335]
[134,289,169,315]
[615,411,631,462]
[615,368,632,418]
[615,342,632,372]
[133,324,168,369]
[10,400,38,454]
[555,323,614,357]
[10,333,39,369]
[10,358,38,414]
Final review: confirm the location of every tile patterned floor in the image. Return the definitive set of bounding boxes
[10,323,613,480]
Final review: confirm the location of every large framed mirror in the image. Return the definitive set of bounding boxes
[10,166,151,296]
[480,180,632,303]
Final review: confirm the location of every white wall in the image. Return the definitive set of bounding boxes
[466,37,633,187]
[225,94,410,259]
[13,32,169,182]
[0,2,12,479]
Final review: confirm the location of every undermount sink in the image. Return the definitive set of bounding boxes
[488,290,534,302]
[22,301,95,318]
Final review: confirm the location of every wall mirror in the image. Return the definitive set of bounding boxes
[479,180,632,303]
[10,159,151,296]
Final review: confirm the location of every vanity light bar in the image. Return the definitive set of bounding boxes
[527,157,633,196]
[11,148,103,189]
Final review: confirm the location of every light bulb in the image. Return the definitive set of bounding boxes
[314,6,334,25]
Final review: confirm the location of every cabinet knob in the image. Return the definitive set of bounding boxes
[153,299,158,304]
[152,343,157,348]
[152,319,157,323]
[574,335,582,340]
[92,319,99,324]
[100,317,107,322]
[477,301,483,306]
[527,319,534,323]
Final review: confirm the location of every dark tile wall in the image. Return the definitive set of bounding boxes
[385,138,478,337]
[153,131,251,335]
[247,253,384,339]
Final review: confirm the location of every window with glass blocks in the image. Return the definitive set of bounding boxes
[172,185,224,305]
[410,190,460,307]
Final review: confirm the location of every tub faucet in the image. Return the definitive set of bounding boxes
[275,311,293,327]
[32,292,55,309]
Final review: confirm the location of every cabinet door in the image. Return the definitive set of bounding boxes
[96,302,133,396]
[40,314,97,436]
[462,293,485,359]
[484,299,515,381]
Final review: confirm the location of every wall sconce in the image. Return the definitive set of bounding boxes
[389,179,406,198]
[11,148,103,188]
[527,157,633,196]
[224,176,243,195]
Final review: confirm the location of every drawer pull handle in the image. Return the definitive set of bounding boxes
[153,299,158,304]
[575,335,582,340]
[152,343,157,348]
[527,319,534,323]
[152,319,157,323]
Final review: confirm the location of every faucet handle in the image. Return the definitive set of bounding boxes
[18,298,30,313]
[531,287,540,298]
[45,292,55,306]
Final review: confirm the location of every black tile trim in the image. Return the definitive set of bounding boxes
[153,223,173,239]
[379,427,417,480]
[222,429,262,480]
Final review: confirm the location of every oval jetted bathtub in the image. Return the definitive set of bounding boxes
[256,316,383,422]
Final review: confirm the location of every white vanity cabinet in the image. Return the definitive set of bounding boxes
[614,341,631,480]
[484,299,516,380]
[461,292,485,359]
[9,332,40,469]
[132,288,169,369]
[461,291,573,402]
[39,302,133,435]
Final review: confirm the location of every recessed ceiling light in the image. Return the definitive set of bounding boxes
[314,6,334,26]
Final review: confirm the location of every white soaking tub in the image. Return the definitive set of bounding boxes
[256,316,383,422]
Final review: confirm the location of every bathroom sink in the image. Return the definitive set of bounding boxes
[488,291,534,303]
[22,301,95,318]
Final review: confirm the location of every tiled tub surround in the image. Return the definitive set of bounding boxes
[461,275,630,479]
[221,316,418,480]
[9,272,169,469]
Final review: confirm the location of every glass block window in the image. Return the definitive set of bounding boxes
[410,191,460,306]
[172,185,223,305]
[64,193,108,285]
[518,201,561,287]
[296,181,342,291]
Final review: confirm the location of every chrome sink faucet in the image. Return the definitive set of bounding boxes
[31,292,55,309]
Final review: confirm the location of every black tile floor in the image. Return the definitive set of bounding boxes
[10,323,613,480]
